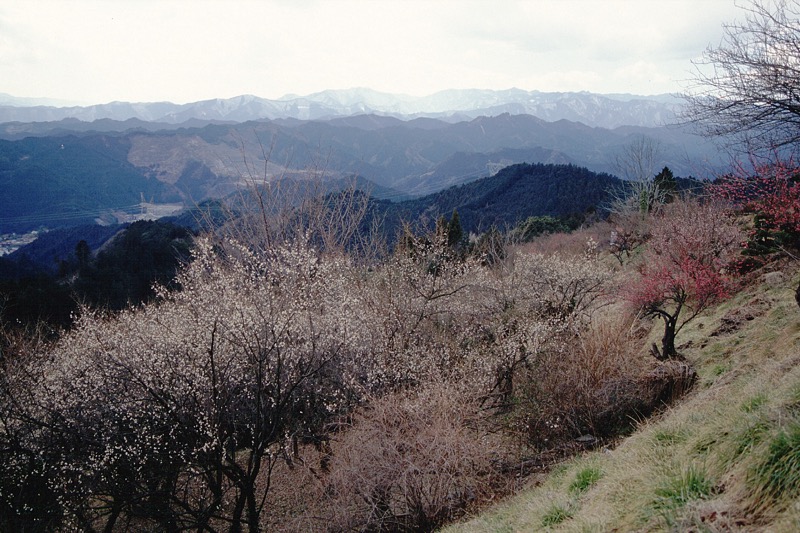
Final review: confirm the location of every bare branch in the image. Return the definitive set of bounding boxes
[681,0,800,156]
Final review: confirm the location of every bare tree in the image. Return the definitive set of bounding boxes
[614,135,662,184]
[681,0,800,156]
[606,137,665,264]
[609,136,671,216]
[202,132,382,264]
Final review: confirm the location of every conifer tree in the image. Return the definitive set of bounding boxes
[447,209,463,248]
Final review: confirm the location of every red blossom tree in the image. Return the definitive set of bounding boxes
[715,160,800,307]
[714,160,800,251]
[628,200,742,359]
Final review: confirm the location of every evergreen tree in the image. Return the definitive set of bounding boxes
[654,166,677,204]
[447,209,463,247]
[75,240,90,272]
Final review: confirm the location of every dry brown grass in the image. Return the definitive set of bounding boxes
[259,385,512,532]
[511,312,686,447]
[521,222,613,258]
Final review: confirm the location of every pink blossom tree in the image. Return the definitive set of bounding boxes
[627,199,742,359]
[715,160,800,306]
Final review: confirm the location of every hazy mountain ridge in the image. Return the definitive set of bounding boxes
[0,88,680,129]
[0,112,722,233]
[0,92,82,108]
[3,162,617,273]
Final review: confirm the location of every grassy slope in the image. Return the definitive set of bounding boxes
[445,264,800,532]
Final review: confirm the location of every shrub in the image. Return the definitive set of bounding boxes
[513,314,648,446]
[511,215,569,242]
[318,386,507,532]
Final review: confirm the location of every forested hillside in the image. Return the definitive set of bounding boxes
[384,163,618,233]
[0,135,176,232]
[7,166,795,530]
[0,220,193,333]
[0,160,694,337]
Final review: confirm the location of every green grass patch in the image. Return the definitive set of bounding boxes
[732,420,770,459]
[711,362,730,376]
[568,466,602,495]
[652,428,688,447]
[741,393,768,413]
[653,465,714,512]
[748,421,800,512]
[541,503,573,527]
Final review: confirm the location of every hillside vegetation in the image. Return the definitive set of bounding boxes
[6,170,795,531]
[446,262,800,532]
[3,2,800,529]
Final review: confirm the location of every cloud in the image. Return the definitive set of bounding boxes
[0,0,745,104]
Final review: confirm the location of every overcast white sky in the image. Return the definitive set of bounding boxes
[0,0,745,105]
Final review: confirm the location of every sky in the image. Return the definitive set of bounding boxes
[0,0,746,105]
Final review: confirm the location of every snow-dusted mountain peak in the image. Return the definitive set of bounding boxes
[0,88,682,128]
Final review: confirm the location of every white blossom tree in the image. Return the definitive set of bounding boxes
[0,202,614,530]
[3,235,371,531]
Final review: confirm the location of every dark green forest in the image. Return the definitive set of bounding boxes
[0,220,193,334]
[0,135,176,232]
[384,162,618,233]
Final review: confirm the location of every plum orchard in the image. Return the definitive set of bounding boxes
[0,228,612,531]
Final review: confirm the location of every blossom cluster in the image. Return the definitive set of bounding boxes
[0,227,611,529]
[714,160,800,252]
[626,199,743,358]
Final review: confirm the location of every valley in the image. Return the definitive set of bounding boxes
[0,90,722,238]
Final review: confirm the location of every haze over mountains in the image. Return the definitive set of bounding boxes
[0,88,680,129]
[0,88,720,237]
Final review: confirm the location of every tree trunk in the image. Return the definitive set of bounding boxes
[661,317,677,359]
[102,503,122,533]
[651,314,679,360]
[229,484,246,533]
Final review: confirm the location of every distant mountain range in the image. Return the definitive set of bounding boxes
[0,88,680,129]
[0,110,723,233]
[0,87,727,238]
[0,92,81,108]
